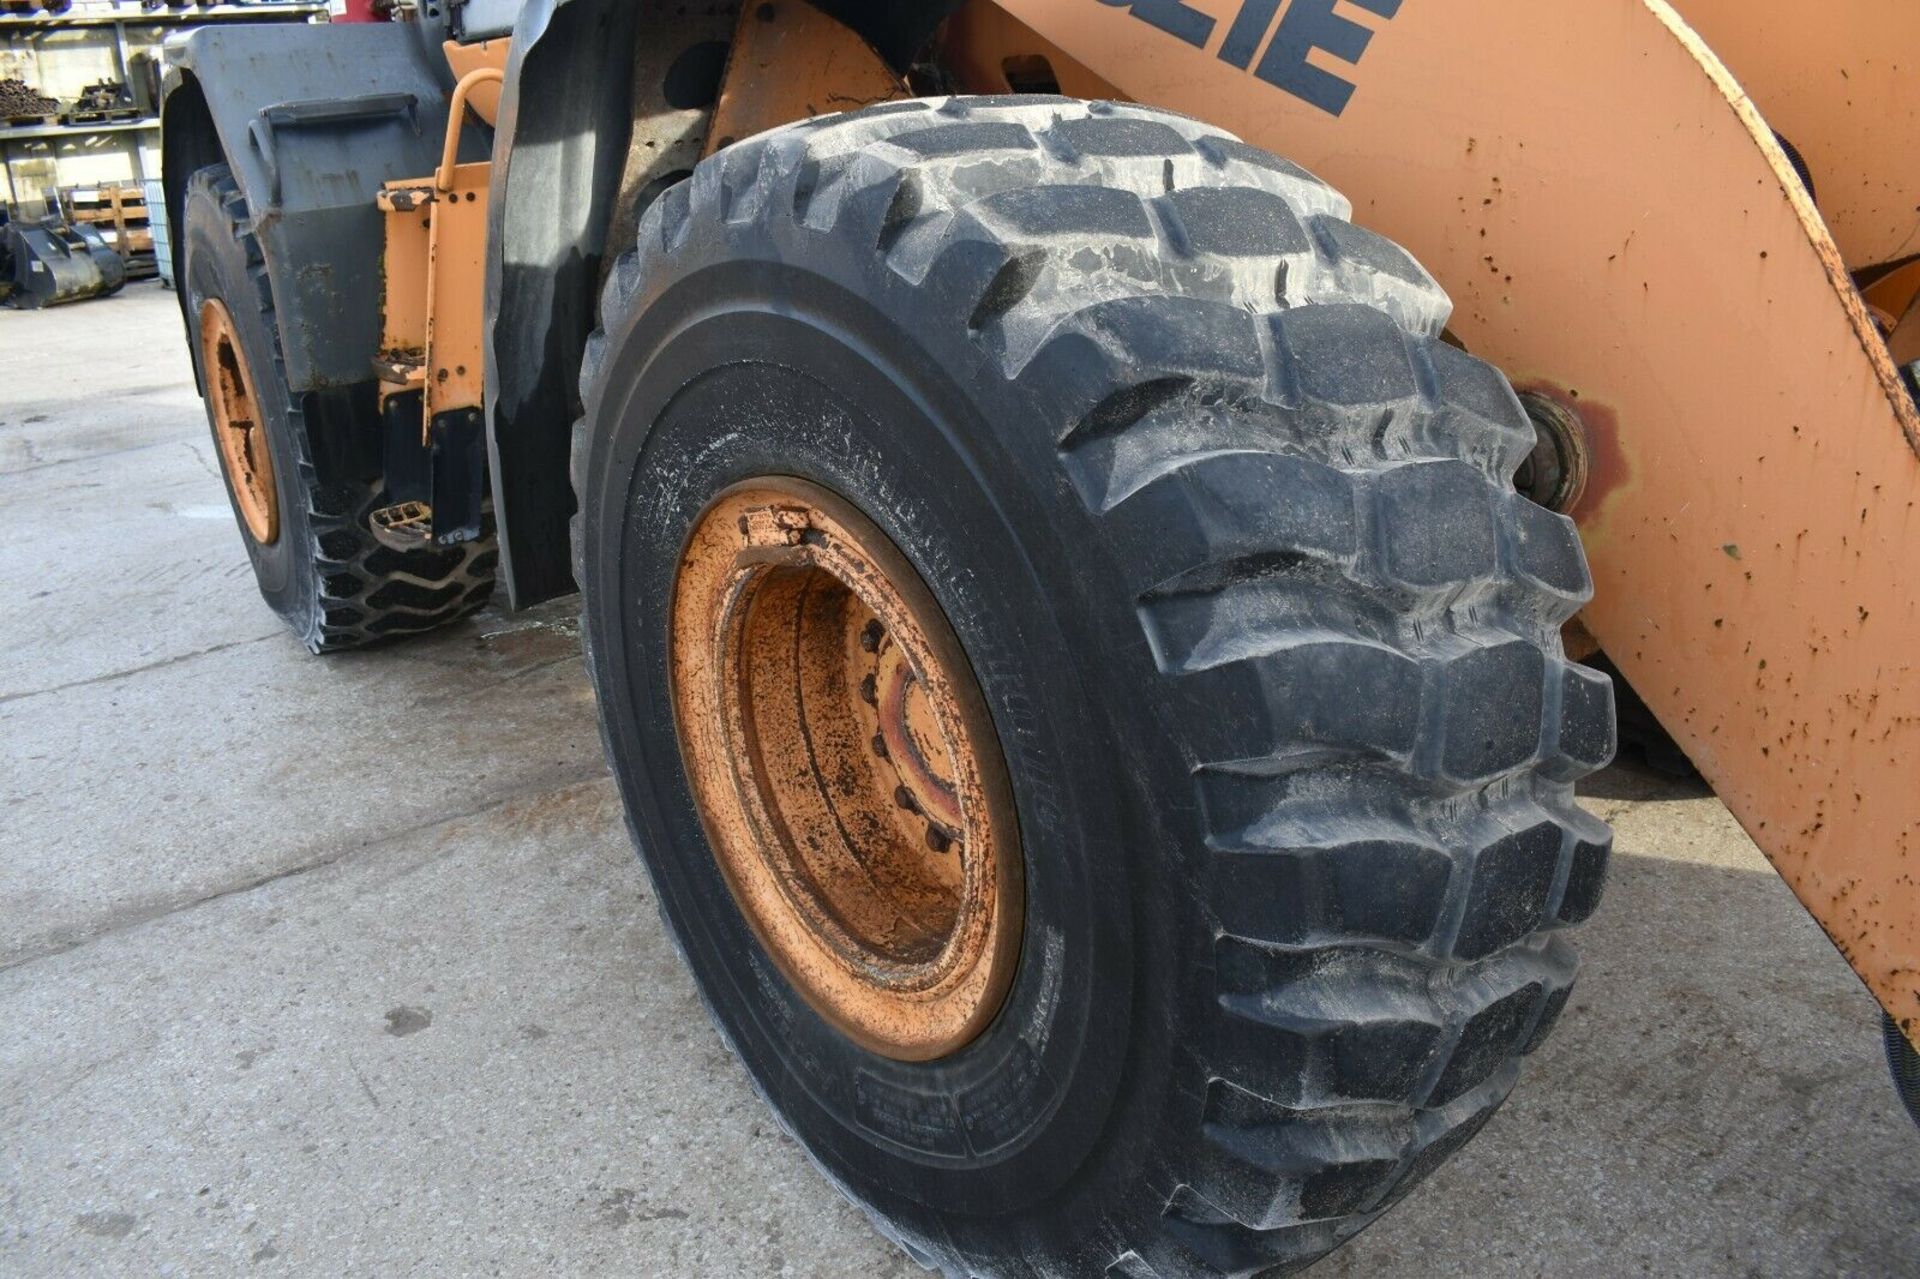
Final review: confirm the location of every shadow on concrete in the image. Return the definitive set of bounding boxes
[1578,754,1713,803]
[1340,837,1920,1277]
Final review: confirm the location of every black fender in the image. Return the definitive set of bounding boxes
[160,22,483,396]
[482,0,638,609]
[481,0,965,609]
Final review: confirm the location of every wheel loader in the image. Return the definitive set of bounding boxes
[157,1,1920,1273]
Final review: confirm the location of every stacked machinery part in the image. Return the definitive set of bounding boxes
[0,76,58,119]
[1,217,125,308]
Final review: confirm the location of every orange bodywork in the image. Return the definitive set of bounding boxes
[1891,284,1920,370]
[420,161,491,425]
[965,0,1920,1038]
[442,38,508,127]
[1666,0,1920,274]
[940,4,1122,101]
[1863,260,1920,347]
[705,2,907,157]
[375,183,431,398]
[376,161,491,430]
[377,56,501,441]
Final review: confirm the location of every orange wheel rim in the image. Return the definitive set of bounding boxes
[670,479,1023,1061]
[199,298,278,545]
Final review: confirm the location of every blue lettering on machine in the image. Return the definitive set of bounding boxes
[1097,0,1402,117]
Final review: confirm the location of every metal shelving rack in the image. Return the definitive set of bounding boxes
[1,3,326,189]
[0,3,327,29]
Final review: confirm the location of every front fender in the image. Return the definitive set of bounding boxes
[161,23,478,394]
[477,0,965,610]
[482,0,638,609]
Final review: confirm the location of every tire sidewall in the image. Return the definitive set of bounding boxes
[583,264,1198,1249]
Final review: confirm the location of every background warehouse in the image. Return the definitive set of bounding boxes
[1,0,324,300]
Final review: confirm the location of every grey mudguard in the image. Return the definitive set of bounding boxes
[161,21,485,394]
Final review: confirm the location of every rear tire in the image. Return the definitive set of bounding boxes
[575,98,1616,1277]
[182,164,495,652]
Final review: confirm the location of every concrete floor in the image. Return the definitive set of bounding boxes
[2,285,1916,1277]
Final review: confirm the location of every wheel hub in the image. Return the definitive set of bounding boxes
[670,479,1022,1061]
[198,298,278,545]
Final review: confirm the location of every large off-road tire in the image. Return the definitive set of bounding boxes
[574,98,1617,1277]
[182,164,494,652]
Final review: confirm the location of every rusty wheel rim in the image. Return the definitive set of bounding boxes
[670,479,1023,1062]
[198,298,278,545]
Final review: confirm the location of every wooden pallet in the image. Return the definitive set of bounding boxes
[59,107,143,126]
[65,183,148,223]
[94,226,154,254]
[2,112,58,128]
[60,183,156,276]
